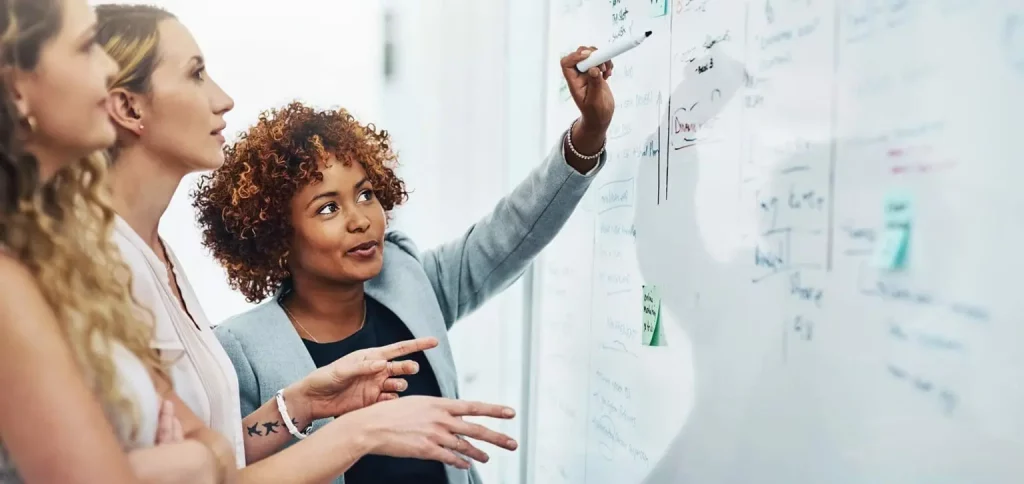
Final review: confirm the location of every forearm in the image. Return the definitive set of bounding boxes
[129,441,216,484]
[185,427,237,483]
[423,122,606,323]
[240,386,313,464]
[239,412,371,484]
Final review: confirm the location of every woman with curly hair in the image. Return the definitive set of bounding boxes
[0,0,232,482]
[97,4,519,483]
[196,49,614,484]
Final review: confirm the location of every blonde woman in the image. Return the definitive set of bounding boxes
[0,0,237,482]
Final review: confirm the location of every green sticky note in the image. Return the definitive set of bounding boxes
[873,226,910,269]
[650,0,668,17]
[873,189,913,270]
[642,285,665,346]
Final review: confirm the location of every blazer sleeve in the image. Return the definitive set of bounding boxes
[421,135,605,328]
[214,325,261,419]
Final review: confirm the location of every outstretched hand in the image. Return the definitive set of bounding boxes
[297,336,440,420]
[358,396,519,469]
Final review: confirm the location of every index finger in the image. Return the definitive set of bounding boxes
[442,400,517,419]
[378,337,439,360]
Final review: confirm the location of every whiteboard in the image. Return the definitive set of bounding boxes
[528,0,1024,482]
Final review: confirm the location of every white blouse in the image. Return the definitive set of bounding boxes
[113,216,246,468]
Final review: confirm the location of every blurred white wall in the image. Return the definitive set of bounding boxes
[93,0,384,323]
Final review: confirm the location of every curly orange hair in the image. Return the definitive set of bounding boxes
[193,101,407,303]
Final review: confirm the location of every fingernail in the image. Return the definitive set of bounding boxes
[506,439,518,449]
[398,381,408,391]
[581,49,592,56]
[503,407,515,417]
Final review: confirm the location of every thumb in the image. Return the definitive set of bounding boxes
[560,47,594,71]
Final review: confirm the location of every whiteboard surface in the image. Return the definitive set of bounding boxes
[529,0,1024,482]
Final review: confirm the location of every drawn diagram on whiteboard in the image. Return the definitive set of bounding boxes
[657,51,746,203]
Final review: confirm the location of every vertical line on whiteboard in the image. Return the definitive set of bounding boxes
[739,0,750,208]
[825,2,842,272]
[664,4,675,203]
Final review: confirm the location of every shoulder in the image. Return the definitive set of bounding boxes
[0,253,57,333]
[383,230,421,260]
[214,300,283,341]
[0,252,41,305]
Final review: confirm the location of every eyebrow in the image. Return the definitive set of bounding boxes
[306,191,338,209]
[77,24,97,44]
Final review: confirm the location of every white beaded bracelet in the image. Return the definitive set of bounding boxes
[275,389,313,440]
[566,118,606,160]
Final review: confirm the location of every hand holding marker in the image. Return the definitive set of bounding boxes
[575,30,653,73]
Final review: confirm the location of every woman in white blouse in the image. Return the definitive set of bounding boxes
[96,4,519,482]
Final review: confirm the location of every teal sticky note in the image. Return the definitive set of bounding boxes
[882,189,914,225]
[650,0,668,17]
[873,189,913,270]
[642,285,666,346]
[873,227,910,269]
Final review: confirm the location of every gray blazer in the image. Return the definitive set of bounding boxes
[214,139,604,484]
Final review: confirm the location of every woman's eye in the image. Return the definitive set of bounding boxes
[317,202,338,215]
[357,190,374,203]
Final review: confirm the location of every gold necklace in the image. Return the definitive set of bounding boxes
[279,298,366,344]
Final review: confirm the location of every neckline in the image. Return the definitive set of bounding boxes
[113,215,171,272]
[113,215,202,331]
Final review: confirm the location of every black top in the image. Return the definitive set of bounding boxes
[302,296,447,484]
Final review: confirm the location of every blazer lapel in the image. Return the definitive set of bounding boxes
[365,241,459,399]
[255,297,332,432]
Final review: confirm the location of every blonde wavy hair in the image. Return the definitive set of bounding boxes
[0,0,162,436]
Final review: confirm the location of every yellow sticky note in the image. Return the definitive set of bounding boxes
[642,285,665,346]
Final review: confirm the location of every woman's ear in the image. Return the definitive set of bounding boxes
[5,68,34,123]
[107,88,144,136]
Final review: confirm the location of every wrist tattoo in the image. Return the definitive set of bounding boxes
[246,418,303,438]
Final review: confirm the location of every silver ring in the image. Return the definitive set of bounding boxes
[386,361,393,376]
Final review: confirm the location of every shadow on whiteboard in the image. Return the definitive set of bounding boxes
[632,48,762,483]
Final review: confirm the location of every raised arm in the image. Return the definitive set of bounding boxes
[420,46,615,326]
[0,255,140,484]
